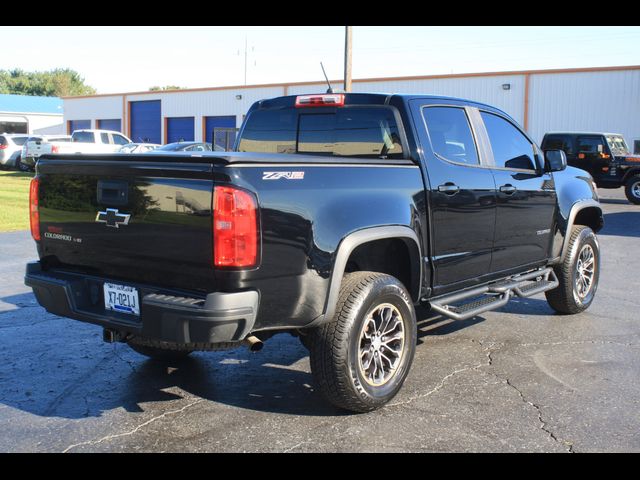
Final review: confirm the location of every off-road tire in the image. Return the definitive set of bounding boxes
[624,175,640,205]
[546,225,600,314]
[308,272,417,413]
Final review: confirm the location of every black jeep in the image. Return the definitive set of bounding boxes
[541,132,640,204]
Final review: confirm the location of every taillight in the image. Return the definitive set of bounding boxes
[51,145,59,153]
[213,186,258,268]
[0,144,7,150]
[29,177,41,241]
[295,94,345,108]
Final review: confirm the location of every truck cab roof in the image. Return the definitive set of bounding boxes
[256,92,503,114]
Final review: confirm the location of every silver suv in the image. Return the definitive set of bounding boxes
[0,134,30,169]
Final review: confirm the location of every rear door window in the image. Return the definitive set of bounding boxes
[238,106,405,159]
[421,106,479,165]
[100,132,110,144]
[480,111,536,170]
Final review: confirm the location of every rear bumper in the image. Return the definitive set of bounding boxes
[24,262,259,344]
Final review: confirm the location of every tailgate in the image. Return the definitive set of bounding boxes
[36,155,216,292]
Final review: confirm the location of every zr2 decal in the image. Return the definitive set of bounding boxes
[262,171,305,180]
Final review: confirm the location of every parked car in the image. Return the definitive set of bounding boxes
[541,131,640,204]
[43,129,133,156]
[21,135,72,171]
[118,143,161,154]
[25,92,603,413]
[153,141,216,152]
[0,133,30,169]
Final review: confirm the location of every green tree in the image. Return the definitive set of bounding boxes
[0,68,96,97]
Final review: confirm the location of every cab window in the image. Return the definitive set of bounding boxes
[422,106,479,165]
[577,136,605,156]
[481,112,536,170]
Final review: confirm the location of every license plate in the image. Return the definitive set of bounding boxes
[104,282,140,316]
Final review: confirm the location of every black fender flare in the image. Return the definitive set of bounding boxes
[622,167,640,183]
[308,226,422,327]
[556,199,603,261]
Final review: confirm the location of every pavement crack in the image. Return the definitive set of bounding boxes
[492,373,574,453]
[62,398,203,453]
[388,341,503,408]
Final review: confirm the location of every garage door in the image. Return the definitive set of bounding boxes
[205,115,236,148]
[68,120,90,134]
[98,119,121,133]
[130,100,161,144]
[166,117,194,143]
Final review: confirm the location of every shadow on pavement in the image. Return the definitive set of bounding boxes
[0,298,344,418]
[0,292,38,310]
[601,211,640,238]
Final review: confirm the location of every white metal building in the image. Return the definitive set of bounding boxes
[62,65,640,152]
[0,94,64,135]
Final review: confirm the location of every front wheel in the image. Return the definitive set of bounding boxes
[546,225,600,314]
[308,272,417,413]
[624,175,640,205]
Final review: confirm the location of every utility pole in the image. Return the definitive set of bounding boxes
[344,26,352,92]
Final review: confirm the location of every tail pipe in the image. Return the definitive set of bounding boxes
[243,335,264,352]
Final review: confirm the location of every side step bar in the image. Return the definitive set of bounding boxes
[429,267,559,321]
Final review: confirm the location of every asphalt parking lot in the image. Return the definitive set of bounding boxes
[1,188,639,453]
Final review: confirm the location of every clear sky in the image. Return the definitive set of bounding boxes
[3,26,640,94]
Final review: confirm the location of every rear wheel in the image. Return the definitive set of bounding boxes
[308,272,417,413]
[127,338,194,361]
[546,225,600,314]
[624,175,640,205]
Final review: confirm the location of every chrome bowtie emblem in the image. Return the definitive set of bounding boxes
[96,208,131,228]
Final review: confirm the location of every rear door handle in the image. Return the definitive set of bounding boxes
[499,184,517,195]
[437,183,460,195]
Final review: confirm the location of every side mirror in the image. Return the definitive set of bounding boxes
[544,149,567,172]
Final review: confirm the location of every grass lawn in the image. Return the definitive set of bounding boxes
[0,170,34,232]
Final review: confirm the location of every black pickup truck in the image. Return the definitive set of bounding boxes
[25,93,603,412]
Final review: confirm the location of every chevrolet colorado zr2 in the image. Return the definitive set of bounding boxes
[25,93,603,412]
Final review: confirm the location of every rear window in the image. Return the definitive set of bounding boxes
[12,136,29,146]
[237,106,405,159]
[73,132,95,143]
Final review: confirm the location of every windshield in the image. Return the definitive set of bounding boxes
[606,135,630,156]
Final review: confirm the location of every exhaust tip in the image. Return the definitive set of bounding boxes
[243,335,264,352]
